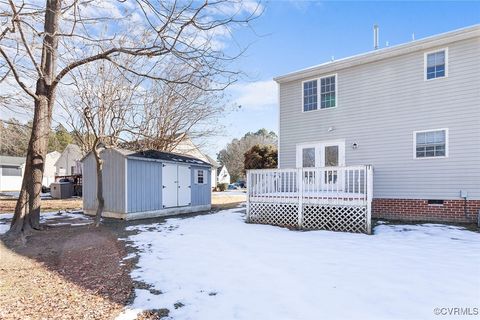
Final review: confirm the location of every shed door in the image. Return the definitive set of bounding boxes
[162,163,178,208]
[177,165,191,207]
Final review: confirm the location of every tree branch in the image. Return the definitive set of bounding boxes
[0,47,37,100]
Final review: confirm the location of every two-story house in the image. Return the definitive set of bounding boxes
[272,25,479,224]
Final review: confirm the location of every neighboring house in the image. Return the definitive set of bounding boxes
[44,151,61,187]
[0,156,25,192]
[273,25,480,223]
[55,144,84,176]
[217,166,231,184]
[171,135,220,189]
[0,152,60,191]
[205,155,220,189]
[82,148,212,220]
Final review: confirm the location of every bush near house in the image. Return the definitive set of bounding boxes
[244,144,278,171]
[217,129,278,182]
[217,183,228,191]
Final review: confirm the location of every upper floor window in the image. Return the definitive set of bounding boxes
[425,49,447,80]
[320,76,336,109]
[303,75,337,112]
[415,129,447,158]
[303,80,318,111]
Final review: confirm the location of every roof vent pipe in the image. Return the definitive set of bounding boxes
[373,24,379,50]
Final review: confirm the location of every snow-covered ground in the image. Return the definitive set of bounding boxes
[119,207,480,320]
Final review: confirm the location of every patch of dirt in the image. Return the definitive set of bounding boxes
[211,193,246,210]
[0,197,82,214]
[136,309,169,320]
[0,225,134,320]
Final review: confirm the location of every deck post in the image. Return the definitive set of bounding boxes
[366,165,374,234]
[246,170,251,222]
[297,168,304,229]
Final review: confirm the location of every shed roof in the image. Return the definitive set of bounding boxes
[0,155,25,166]
[81,147,212,166]
[127,149,211,166]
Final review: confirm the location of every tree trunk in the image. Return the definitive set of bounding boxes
[8,0,61,237]
[9,96,52,235]
[93,146,104,227]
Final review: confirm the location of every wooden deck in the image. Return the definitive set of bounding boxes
[246,166,373,234]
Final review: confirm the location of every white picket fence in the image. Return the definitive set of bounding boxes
[246,165,373,234]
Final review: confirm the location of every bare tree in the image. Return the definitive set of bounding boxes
[0,118,31,156]
[60,58,143,226]
[127,62,225,152]
[0,0,261,236]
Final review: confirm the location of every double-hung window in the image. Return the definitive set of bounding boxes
[303,80,318,111]
[415,129,447,158]
[320,76,336,109]
[303,75,336,112]
[425,49,447,80]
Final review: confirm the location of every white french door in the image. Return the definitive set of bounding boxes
[296,140,345,168]
[296,140,345,191]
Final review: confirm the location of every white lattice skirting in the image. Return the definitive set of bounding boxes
[247,202,369,233]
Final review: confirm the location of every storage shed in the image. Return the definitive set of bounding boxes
[82,148,212,220]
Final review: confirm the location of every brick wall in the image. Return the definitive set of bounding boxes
[372,199,480,223]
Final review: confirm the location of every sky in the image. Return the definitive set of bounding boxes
[212,0,480,158]
[1,1,479,159]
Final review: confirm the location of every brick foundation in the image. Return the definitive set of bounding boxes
[372,199,480,224]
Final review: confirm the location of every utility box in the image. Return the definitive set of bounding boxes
[50,181,74,199]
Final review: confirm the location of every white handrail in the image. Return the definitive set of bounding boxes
[247,165,373,206]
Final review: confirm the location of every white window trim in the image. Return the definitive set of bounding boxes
[296,140,345,168]
[424,47,448,81]
[413,128,449,159]
[301,73,338,112]
[194,169,207,185]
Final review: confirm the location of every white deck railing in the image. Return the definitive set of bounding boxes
[246,165,374,233]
